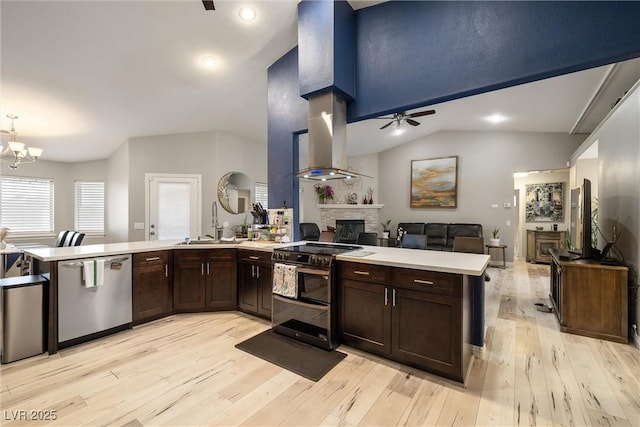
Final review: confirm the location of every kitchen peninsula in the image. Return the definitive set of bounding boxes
[25,240,489,382]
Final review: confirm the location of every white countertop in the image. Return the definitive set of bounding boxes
[24,239,280,262]
[24,240,489,276]
[337,245,489,276]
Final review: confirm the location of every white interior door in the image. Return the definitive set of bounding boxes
[147,174,201,241]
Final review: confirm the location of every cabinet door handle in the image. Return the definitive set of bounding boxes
[249,256,260,260]
[392,289,396,307]
[354,270,370,276]
[251,265,256,278]
[207,262,210,275]
[384,288,388,306]
[256,266,260,279]
[145,256,160,261]
[201,263,205,276]
[165,264,168,278]
[413,279,434,285]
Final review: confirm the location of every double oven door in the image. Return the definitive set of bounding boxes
[271,262,335,350]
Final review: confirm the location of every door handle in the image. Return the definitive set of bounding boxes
[149,231,156,236]
[165,264,168,278]
[201,263,205,276]
[207,262,210,275]
[413,279,434,285]
[249,256,260,260]
[256,266,260,279]
[392,289,396,307]
[251,265,256,278]
[384,288,388,306]
[354,270,370,276]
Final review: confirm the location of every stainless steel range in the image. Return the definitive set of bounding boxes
[271,242,361,350]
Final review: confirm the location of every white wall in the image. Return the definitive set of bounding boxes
[1,159,107,246]
[514,170,571,259]
[574,79,640,342]
[106,141,130,243]
[127,130,266,241]
[377,130,586,261]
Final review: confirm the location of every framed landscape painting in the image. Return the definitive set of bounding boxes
[410,156,458,208]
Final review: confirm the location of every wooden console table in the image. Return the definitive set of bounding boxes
[549,249,628,343]
[526,230,565,263]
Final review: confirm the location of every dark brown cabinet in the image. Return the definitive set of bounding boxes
[338,261,470,382]
[133,251,173,324]
[237,249,272,318]
[173,249,237,311]
[550,250,628,343]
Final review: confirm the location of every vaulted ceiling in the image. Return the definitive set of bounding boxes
[1,1,638,162]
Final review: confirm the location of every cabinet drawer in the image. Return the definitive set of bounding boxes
[390,268,462,297]
[338,261,388,284]
[208,248,237,261]
[134,251,169,267]
[237,249,271,266]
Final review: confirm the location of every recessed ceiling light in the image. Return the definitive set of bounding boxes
[239,7,256,22]
[201,56,217,68]
[486,114,507,124]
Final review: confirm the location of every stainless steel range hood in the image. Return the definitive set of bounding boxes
[297,91,363,181]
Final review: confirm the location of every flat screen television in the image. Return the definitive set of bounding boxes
[569,178,593,259]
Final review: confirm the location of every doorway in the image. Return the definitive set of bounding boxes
[146,174,201,241]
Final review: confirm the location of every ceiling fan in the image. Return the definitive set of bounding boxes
[377,109,436,130]
[202,0,215,11]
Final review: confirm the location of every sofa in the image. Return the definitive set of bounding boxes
[397,222,483,251]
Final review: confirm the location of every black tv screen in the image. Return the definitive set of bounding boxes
[570,178,592,259]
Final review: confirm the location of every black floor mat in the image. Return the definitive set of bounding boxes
[235,329,346,381]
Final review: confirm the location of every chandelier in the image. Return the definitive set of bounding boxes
[1,114,43,169]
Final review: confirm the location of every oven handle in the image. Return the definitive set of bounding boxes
[273,294,329,310]
[296,267,330,277]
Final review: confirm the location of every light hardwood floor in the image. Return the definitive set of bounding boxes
[1,261,638,426]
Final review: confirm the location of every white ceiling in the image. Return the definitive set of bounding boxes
[1,1,639,163]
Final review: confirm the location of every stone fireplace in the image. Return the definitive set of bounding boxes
[318,204,384,235]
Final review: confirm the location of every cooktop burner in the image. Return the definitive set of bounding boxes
[276,242,362,256]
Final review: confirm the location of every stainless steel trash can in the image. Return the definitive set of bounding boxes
[0,275,46,363]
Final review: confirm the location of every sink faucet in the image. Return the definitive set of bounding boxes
[212,201,222,240]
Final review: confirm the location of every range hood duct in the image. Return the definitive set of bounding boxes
[297,91,363,181]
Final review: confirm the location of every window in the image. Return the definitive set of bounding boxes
[75,181,105,234]
[0,176,54,234]
[254,182,268,208]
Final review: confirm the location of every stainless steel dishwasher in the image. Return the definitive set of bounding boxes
[57,255,132,346]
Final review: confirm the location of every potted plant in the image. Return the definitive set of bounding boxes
[380,219,391,239]
[490,228,500,246]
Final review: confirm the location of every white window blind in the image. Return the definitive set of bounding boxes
[0,176,54,234]
[255,182,268,208]
[75,181,105,234]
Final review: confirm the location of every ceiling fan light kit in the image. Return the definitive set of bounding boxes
[0,114,43,169]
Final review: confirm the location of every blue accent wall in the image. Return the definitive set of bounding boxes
[298,0,356,100]
[267,48,307,215]
[268,0,640,236]
[350,1,640,120]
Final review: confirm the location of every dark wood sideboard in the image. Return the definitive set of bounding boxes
[527,230,566,263]
[549,249,628,343]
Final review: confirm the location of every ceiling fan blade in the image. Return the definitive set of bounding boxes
[405,118,421,126]
[380,121,394,130]
[202,0,215,11]
[408,109,436,118]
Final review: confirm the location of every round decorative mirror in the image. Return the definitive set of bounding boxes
[217,172,252,214]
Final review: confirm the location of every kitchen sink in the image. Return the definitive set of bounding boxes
[175,239,239,245]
